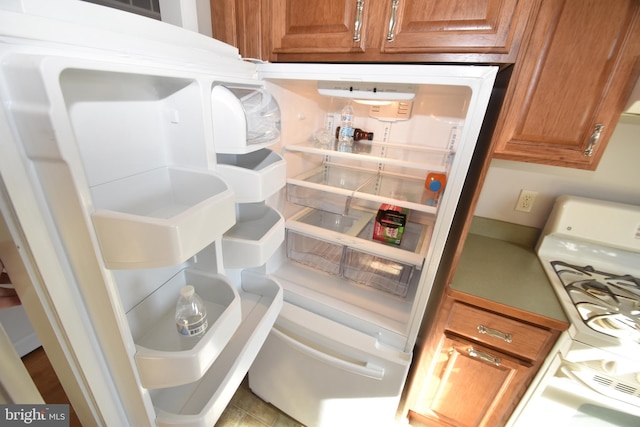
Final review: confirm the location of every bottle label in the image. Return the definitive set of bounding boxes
[177,315,208,337]
[339,126,354,138]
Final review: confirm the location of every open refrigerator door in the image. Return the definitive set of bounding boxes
[0,1,284,426]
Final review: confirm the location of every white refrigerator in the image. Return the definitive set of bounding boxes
[0,1,497,426]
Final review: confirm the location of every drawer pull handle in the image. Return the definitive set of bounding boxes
[468,346,501,366]
[387,0,399,42]
[477,324,512,343]
[353,0,364,42]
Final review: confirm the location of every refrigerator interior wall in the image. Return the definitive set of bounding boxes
[262,78,473,349]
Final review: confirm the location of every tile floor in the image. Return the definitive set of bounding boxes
[214,378,305,427]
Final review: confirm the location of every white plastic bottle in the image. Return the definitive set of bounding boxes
[175,285,208,338]
[337,102,355,152]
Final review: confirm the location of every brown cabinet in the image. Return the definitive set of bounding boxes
[404,294,561,427]
[212,0,538,63]
[270,0,367,55]
[492,0,640,169]
[380,0,533,57]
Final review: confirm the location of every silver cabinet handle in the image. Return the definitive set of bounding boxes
[387,0,399,42]
[477,324,512,343]
[583,123,604,157]
[468,346,501,366]
[353,0,364,42]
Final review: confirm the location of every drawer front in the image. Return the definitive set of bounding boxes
[446,302,553,362]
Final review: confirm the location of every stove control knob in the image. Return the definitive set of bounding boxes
[601,360,618,374]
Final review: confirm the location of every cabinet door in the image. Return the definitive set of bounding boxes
[411,335,531,427]
[492,0,640,169]
[382,0,535,61]
[270,0,367,55]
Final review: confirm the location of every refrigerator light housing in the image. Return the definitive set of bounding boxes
[317,81,416,101]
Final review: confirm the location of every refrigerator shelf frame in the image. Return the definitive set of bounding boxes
[287,164,440,216]
[286,207,429,268]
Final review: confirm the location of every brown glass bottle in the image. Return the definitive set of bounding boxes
[335,127,374,141]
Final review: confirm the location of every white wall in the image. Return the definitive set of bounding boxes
[475,117,640,228]
[160,0,212,37]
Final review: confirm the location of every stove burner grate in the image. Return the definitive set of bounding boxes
[551,261,640,342]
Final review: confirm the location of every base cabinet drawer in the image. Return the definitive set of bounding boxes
[446,301,553,362]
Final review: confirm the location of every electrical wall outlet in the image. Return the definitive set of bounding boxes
[515,190,538,212]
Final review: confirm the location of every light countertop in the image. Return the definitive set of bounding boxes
[449,217,568,330]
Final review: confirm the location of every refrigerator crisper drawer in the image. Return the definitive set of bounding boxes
[127,269,241,389]
[286,229,417,297]
[211,85,281,154]
[150,271,283,427]
[91,167,235,269]
[285,207,427,297]
[215,149,286,203]
[249,302,411,427]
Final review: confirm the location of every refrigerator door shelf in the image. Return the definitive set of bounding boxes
[128,269,241,389]
[222,203,285,269]
[215,149,286,203]
[286,139,451,172]
[91,167,235,269]
[150,271,283,427]
[249,302,411,427]
[287,165,439,217]
[211,85,281,154]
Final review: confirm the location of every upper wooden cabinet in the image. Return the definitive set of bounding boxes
[212,0,539,63]
[380,0,533,56]
[491,0,640,169]
[270,0,367,55]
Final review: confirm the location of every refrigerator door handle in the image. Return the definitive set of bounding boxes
[271,327,385,380]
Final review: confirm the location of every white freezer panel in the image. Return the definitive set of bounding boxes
[249,302,411,427]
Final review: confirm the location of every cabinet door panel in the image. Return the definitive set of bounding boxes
[271,0,367,54]
[414,336,531,427]
[383,0,530,55]
[493,0,640,169]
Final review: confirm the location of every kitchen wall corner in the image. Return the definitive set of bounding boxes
[475,118,640,228]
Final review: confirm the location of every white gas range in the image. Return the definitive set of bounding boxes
[509,195,640,426]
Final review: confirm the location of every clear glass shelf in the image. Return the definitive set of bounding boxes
[286,139,451,172]
[287,165,439,216]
